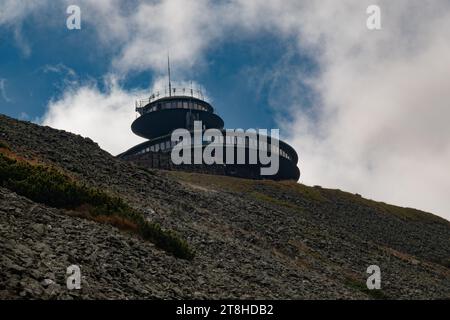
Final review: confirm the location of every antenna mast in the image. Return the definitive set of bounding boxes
[167,54,172,97]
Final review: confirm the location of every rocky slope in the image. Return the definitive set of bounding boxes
[0,114,449,299]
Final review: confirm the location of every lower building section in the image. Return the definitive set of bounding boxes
[120,145,300,181]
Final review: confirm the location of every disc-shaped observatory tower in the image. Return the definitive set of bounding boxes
[118,63,300,180]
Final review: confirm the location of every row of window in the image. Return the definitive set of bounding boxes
[135,138,293,161]
[143,100,209,114]
[201,137,292,160]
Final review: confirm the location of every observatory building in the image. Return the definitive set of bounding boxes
[119,87,300,181]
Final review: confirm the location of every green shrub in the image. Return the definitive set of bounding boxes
[0,153,194,260]
[138,222,195,260]
[438,258,450,269]
[0,140,10,150]
[344,278,388,300]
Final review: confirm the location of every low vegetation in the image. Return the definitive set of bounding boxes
[0,152,194,260]
[344,277,388,300]
[0,140,10,150]
[324,188,448,224]
[170,172,449,225]
[249,191,301,210]
[169,171,322,198]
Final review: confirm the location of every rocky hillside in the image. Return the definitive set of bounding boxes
[0,114,449,299]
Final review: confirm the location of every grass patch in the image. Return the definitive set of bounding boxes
[376,202,446,224]
[344,278,388,300]
[0,152,194,260]
[168,171,254,193]
[437,258,450,269]
[249,191,301,211]
[169,171,327,204]
[276,180,329,202]
[169,171,447,225]
[0,140,10,151]
[322,188,448,225]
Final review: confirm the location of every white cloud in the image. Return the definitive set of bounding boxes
[41,77,146,155]
[0,0,47,25]
[0,78,12,102]
[112,0,220,74]
[42,63,77,78]
[0,0,50,56]
[258,1,450,219]
[40,75,210,155]
[18,111,29,120]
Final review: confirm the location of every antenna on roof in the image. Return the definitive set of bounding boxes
[167,53,172,97]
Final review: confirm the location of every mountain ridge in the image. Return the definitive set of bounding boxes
[1,113,449,299]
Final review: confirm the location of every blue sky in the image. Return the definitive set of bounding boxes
[0,6,315,132]
[1,0,449,220]
[0,7,108,120]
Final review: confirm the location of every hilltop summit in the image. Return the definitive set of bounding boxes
[0,114,449,299]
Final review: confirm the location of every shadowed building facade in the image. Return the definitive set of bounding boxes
[118,88,300,181]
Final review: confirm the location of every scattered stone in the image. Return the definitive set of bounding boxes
[31,223,46,235]
[0,113,449,300]
[41,279,55,287]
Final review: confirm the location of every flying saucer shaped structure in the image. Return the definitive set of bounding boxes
[119,87,300,181]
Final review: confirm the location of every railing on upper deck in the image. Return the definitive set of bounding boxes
[135,87,207,109]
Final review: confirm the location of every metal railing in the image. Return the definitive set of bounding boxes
[135,87,207,109]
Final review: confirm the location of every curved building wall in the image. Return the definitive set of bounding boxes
[119,95,300,181]
[132,109,224,139]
